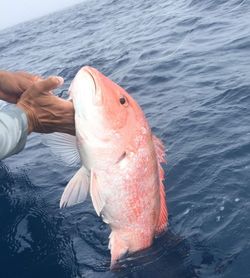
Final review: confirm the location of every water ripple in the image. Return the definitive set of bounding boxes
[0,0,250,277]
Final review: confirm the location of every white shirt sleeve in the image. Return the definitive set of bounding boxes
[0,105,28,160]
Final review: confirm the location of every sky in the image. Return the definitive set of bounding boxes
[0,0,84,30]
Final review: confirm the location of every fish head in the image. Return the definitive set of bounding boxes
[69,66,148,169]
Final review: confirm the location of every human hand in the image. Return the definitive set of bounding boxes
[0,71,38,103]
[16,76,75,135]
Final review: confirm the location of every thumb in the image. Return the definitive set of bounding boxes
[32,76,64,93]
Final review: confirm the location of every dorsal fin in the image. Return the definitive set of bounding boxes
[152,135,168,234]
[155,180,168,234]
[152,134,166,163]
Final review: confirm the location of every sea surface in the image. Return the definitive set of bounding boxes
[0,0,250,277]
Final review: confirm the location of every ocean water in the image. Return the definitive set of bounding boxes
[0,0,250,277]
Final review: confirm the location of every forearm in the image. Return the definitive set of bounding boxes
[0,105,28,160]
[0,70,7,96]
[0,70,9,91]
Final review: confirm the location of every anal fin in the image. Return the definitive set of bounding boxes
[90,170,106,216]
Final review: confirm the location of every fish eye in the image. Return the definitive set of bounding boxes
[119,96,126,105]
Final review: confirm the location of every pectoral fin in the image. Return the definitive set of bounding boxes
[60,166,90,208]
[43,132,81,167]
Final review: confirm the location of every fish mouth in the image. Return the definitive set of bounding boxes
[82,67,103,106]
[83,68,97,93]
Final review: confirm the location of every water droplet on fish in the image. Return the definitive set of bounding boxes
[235,198,240,202]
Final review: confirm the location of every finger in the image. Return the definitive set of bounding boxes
[16,71,40,81]
[55,98,76,135]
[58,98,75,109]
[23,74,43,82]
[18,73,43,92]
[33,76,43,82]
[32,76,64,93]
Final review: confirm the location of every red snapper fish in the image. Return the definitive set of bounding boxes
[46,66,168,267]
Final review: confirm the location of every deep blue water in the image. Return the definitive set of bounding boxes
[0,0,250,277]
